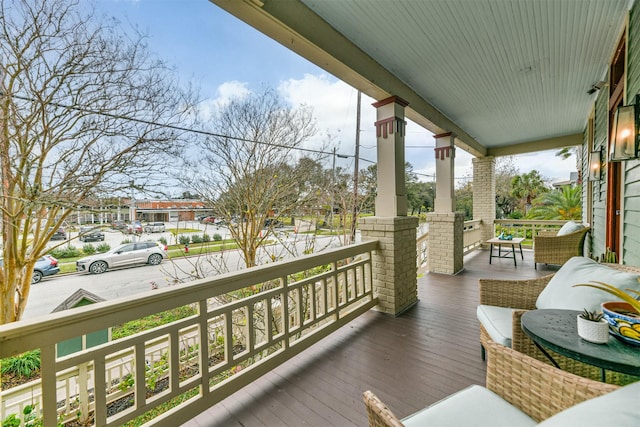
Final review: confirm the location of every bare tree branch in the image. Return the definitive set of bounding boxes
[0,0,198,323]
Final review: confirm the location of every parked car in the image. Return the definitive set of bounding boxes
[200,216,216,224]
[112,220,127,231]
[125,221,143,234]
[76,242,167,274]
[264,219,284,228]
[49,228,66,240]
[0,255,60,284]
[79,226,105,242]
[144,222,166,233]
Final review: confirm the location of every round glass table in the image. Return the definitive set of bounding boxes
[521,309,640,381]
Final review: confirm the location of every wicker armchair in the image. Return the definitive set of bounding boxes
[533,226,590,269]
[363,338,619,426]
[479,262,640,383]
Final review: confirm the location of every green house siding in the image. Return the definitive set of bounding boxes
[590,87,608,257]
[625,4,640,266]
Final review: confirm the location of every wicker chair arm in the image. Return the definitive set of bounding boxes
[484,339,619,422]
[363,390,404,427]
[479,275,553,308]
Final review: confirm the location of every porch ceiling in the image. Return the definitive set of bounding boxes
[211,0,631,156]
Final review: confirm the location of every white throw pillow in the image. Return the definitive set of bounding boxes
[538,381,640,427]
[536,257,640,311]
[556,221,583,236]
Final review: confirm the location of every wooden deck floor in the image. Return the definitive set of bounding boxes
[182,249,555,427]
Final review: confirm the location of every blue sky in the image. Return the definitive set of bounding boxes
[96,0,578,186]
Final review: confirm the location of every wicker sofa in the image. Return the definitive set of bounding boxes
[477,257,640,382]
[363,338,631,426]
[533,225,590,269]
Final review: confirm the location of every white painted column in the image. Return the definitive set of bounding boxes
[373,96,409,217]
[434,133,456,212]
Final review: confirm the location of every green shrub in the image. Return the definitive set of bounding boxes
[159,236,167,245]
[212,233,222,242]
[1,350,41,378]
[2,413,21,427]
[82,244,96,255]
[121,238,132,244]
[95,243,111,253]
[178,235,190,245]
[48,245,80,259]
[202,233,211,242]
[191,234,203,244]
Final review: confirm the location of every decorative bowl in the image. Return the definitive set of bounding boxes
[601,302,640,346]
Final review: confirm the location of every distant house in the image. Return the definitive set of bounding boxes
[134,199,211,222]
[552,172,579,189]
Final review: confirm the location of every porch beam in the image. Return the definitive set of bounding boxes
[487,133,582,156]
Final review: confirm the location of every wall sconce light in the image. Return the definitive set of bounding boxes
[589,147,603,181]
[610,94,640,161]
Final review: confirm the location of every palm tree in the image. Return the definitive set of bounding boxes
[526,185,582,220]
[510,170,549,214]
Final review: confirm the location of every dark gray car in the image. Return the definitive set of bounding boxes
[79,226,105,242]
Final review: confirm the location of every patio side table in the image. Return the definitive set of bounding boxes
[486,237,525,267]
[521,309,640,382]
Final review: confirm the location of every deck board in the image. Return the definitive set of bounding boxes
[183,249,552,426]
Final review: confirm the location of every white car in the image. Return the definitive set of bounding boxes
[76,242,166,274]
[144,222,166,233]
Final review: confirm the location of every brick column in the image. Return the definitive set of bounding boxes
[428,132,463,274]
[472,156,496,248]
[361,216,419,315]
[361,96,418,316]
[426,212,464,274]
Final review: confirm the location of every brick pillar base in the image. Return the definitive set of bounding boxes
[360,216,419,315]
[426,212,464,274]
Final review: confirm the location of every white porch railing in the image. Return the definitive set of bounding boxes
[462,219,482,254]
[0,241,379,427]
[416,229,429,275]
[494,219,569,248]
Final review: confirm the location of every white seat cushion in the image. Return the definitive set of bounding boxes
[536,256,640,311]
[402,385,536,427]
[476,305,514,347]
[538,381,640,426]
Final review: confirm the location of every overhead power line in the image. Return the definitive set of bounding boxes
[11,94,350,159]
[10,94,445,172]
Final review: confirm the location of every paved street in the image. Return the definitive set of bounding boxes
[23,230,341,320]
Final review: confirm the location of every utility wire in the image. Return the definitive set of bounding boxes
[11,94,352,159]
[11,94,454,176]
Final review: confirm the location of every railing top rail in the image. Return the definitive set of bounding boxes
[494,219,569,226]
[0,240,379,358]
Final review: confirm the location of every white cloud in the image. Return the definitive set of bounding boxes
[278,74,378,168]
[197,81,251,121]
[210,74,578,184]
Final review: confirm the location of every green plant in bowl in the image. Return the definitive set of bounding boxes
[574,281,640,345]
[573,281,640,313]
